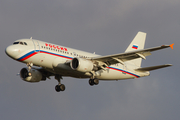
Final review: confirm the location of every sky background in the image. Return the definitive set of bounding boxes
[0,0,180,120]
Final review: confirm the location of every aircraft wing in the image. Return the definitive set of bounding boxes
[92,44,174,66]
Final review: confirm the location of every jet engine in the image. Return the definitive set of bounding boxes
[70,57,94,72]
[20,68,43,82]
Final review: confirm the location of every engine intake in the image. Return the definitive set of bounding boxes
[70,57,94,72]
[20,68,43,82]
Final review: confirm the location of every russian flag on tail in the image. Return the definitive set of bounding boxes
[132,44,138,49]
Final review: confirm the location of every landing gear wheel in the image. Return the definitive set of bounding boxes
[89,79,94,86]
[55,84,65,92]
[89,79,99,86]
[60,84,65,91]
[55,75,65,92]
[94,79,99,85]
[55,85,61,92]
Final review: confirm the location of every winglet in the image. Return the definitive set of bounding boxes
[169,43,174,49]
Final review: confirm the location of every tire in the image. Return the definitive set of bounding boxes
[55,85,61,92]
[89,79,94,86]
[60,84,65,91]
[93,79,99,85]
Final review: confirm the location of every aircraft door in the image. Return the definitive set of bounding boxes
[32,40,40,52]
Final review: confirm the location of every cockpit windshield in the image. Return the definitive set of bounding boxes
[13,42,27,45]
[13,42,19,45]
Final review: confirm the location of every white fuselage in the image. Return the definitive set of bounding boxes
[5,39,149,80]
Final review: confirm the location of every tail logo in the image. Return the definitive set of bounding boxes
[132,44,138,49]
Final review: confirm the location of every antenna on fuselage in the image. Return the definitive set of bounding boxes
[30,37,32,39]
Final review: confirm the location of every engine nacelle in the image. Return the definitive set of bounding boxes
[70,57,94,72]
[20,68,42,82]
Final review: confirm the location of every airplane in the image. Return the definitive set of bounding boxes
[5,32,174,92]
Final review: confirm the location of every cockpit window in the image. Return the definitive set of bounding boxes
[19,42,23,45]
[13,42,28,45]
[13,42,19,44]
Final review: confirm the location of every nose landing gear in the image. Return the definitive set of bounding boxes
[55,75,65,92]
[26,62,33,76]
[89,78,99,86]
[55,84,65,92]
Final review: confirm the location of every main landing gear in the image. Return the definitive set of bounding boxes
[89,71,99,86]
[54,74,99,92]
[55,75,65,92]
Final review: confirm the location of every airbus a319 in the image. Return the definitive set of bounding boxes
[5,32,174,92]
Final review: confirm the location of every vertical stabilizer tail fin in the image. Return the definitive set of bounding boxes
[125,32,146,52]
[125,32,147,67]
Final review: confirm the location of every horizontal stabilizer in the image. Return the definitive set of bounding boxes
[135,64,172,72]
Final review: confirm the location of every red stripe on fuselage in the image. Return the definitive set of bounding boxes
[19,52,38,61]
[39,51,72,59]
[107,67,139,78]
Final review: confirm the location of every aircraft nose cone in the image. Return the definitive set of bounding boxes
[5,46,12,56]
[5,45,20,59]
